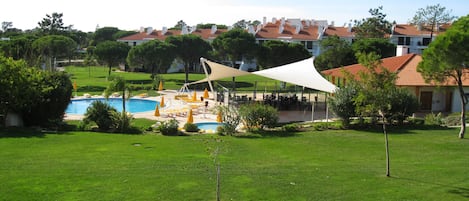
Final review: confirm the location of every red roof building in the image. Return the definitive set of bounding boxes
[322,54,469,113]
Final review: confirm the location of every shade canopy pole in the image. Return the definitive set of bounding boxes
[200,58,215,99]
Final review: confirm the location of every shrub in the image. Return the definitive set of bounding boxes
[424,113,443,126]
[444,115,461,127]
[283,124,300,132]
[111,111,133,132]
[158,119,179,136]
[216,105,240,135]
[184,122,199,132]
[408,117,424,125]
[239,103,278,131]
[83,100,118,131]
[328,84,358,127]
[387,89,419,124]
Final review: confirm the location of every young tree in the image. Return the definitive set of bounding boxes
[94,41,130,78]
[315,35,356,70]
[354,52,398,177]
[165,34,211,83]
[32,35,77,70]
[354,6,392,39]
[104,76,131,132]
[409,4,457,40]
[257,40,311,69]
[127,40,176,77]
[417,15,469,139]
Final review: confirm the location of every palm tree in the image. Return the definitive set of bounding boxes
[104,76,130,132]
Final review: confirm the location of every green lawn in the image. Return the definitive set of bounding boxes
[0,127,468,200]
[65,66,314,96]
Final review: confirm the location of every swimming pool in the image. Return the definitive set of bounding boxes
[194,122,224,131]
[66,98,159,115]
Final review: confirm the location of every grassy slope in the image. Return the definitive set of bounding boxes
[0,128,468,200]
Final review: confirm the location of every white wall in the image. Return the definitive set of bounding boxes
[451,87,469,113]
[432,91,446,112]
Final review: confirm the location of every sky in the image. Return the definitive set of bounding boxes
[2,0,468,32]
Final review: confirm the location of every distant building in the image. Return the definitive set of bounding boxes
[117,17,451,70]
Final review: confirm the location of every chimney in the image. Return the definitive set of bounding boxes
[295,24,301,34]
[417,23,422,31]
[330,21,335,27]
[281,17,285,25]
[181,25,188,35]
[347,23,352,32]
[248,25,255,34]
[140,26,145,33]
[162,26,168,35]
[190,26,196,33]
[396,45,409,56]
[263,16,267,25]
[435,22,439,32]
[146,27,153,35]
[272,17,277,23]
[279,24,284,34]
[210,24,217,34]
[256,24,262,32]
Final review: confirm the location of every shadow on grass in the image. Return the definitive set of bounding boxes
[391,177,469,199]
[127,79,153,84]
[77,86,106,92]
[236,130,299,139]
[348,124,453,135]
[0,127,73,138]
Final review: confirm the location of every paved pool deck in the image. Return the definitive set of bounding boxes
[64,90,336,127]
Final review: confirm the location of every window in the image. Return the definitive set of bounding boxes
[398,37,411,45]
[306,41,313,49]
[422,38,431,46]
[133,42,137,46]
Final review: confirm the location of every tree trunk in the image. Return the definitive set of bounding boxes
[382,114,390,177]
[459,110,465,139]
[108,64,112,79]
[456,72,467,139]
[122,89,126,133]
[185,65,189,84]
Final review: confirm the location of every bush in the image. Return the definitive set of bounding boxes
[424,113,443,126]
[328,84,358,127]
[158,119,180,136]
[111,111,133,132]
[83,100,118,131]
[216,105,240,135]
[183,122,199,132]
[444,114,461,127]
[283,123,300,132]
[239,103,278,131]
[387,89,419,124]
[408,117,424,125]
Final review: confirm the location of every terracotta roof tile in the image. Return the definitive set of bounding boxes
[119,28,227,41]
[322,54,469,87]
[392,24,449,36]
[324,26,354,37]
[255,21,319,40]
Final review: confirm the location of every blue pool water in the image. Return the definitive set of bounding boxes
[66,98,159,115]
[195,122,224,131]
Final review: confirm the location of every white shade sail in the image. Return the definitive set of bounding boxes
[190,59,251,85]
[253,57,337,93]
[189,57,337,93]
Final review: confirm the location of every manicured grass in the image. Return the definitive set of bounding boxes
[65,66,315,96]
[0,127,468,200]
